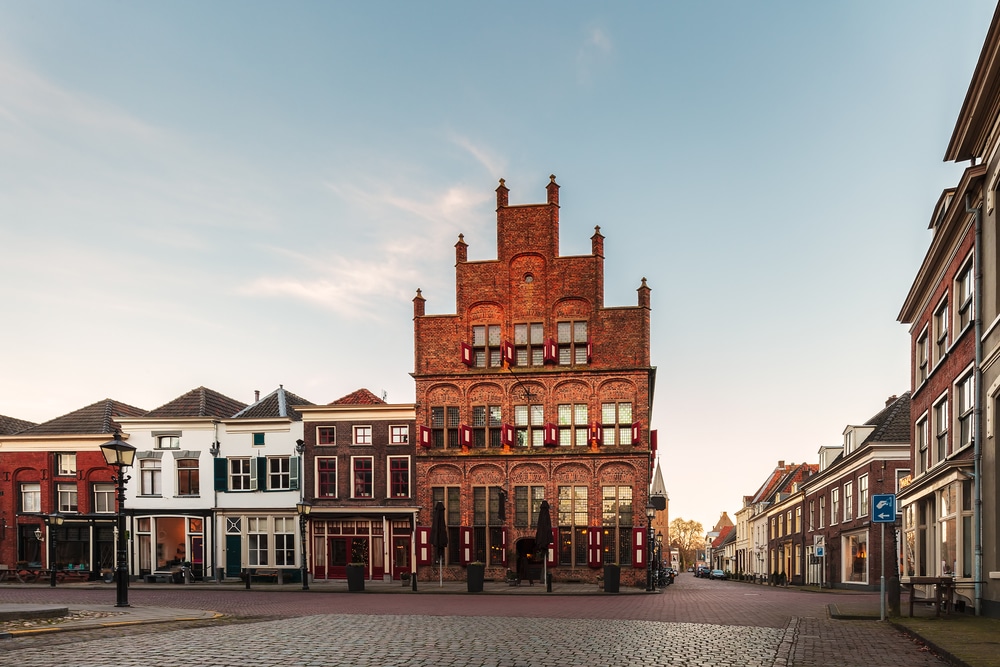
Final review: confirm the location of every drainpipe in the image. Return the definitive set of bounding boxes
[965,192,983,616]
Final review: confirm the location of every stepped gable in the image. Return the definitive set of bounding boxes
[18,399,146,435]
[0,414,37,435]
[862,392,911,444]
[232,386,314,420]
[144,386,247,419]
[329,388,385,405]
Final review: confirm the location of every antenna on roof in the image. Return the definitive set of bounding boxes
[381,390,388,402]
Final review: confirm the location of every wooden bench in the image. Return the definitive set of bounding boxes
[253,568,281,583]
[904,576,955,617]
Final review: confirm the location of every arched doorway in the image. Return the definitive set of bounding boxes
[515,538,541,584]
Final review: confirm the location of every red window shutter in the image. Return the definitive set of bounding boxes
[501,423,515,446]
[460,342,474,366]
[502,340,515,366]
[417,425,432,449]
[543,338,557,364]
[543,422,557,446]
[460,526,473,565]
[502,527,509,566]
[587,527,602,568]
[590,421,602,446]
[633,527,646,568]
[631,421,642,446]
[650,429,658,455]
[547,527,558,567]
[416,527,432,565]
[586,339,593,362]
[459,424,472,447]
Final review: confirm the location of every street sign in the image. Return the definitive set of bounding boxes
[813,535,825,548]
[872,494,896,522]
[816,546,824,557]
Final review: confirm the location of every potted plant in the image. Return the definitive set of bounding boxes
[467,562,485,593]
[346,563,365,592]
[602,563,620,593]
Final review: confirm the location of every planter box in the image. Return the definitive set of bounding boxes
[346,565,365,592]
[467,564,485,593]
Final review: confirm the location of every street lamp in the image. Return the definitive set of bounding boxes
[46,513,64,587]
[656,531,664,588]
[646,502,656,592]
[295,500,311,591]
[100,431,137,608]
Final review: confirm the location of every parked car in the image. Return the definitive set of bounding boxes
[695,566,711,578]
[710,569,727,580]
[686,566,694,572]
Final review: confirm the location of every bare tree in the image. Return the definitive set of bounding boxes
[669,518,705,569]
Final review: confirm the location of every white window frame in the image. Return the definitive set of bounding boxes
[858,474,869,517]
[247,516,269,566]
[316,456,337,498]
[933,297,949,365]
[21,482,41,513]
[57,482,78,513]
[916,327,929,385]
[229,457,255,492]
[843,481,853,521]
[94,483,115,513]
[831,488,840,526]
[57,452,76,476]
[933,393,949,465]
[956,371,974,451]
[387,455,411,498]
[140,458,162,496]
[176,459,199,497]
[390,425,409,444]
[351,455,374,499]
[268,456,291,490]
[916,413,929,474]
[156,435,180,450]
[955,255,974,332]
[353,425,373,446]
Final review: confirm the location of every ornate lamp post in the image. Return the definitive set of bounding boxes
[100,431,137,608]
[295,500,311,591]
[655,530,664,587]
[646,502,656,592]
[46,513,65,587]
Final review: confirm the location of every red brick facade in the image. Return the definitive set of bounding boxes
[412,176,656,586]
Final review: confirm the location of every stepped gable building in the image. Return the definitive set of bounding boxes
[411,175,657,585]
[0,398,146,579]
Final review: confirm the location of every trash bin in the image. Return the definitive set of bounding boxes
[603,564,620,593]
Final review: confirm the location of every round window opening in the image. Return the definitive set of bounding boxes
[524,274,534,284]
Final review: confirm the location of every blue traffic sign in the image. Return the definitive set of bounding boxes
[872,494,896,522]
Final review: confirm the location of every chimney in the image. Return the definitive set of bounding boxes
[455,234,467,264]
[413,289,426,317]
[886,395,897,406]
[546,174,559,206]
[496,178,508,208]
[591,226,604,257]
[777,460,784,469]
[254,390,260,402]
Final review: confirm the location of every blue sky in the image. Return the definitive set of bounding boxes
[0,1,994,532]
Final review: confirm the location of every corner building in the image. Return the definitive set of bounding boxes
[412,176,656,586]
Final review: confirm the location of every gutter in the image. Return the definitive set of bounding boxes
[965,192,984,616]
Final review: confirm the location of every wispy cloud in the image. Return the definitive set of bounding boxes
[449,134,507,177]
[577,26,614,85]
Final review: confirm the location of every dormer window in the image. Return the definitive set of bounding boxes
[157,435,180,450]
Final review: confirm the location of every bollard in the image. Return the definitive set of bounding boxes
[546,572,552,593]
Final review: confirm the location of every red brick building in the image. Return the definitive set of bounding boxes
[412,176,657,586]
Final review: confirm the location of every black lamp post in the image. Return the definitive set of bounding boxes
[656,530,663,587]
[100,431,137,608]
[646,503,656,592]
[46,513,65,587]
[295,500,311,591]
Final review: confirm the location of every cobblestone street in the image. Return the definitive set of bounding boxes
[0,576,954,666]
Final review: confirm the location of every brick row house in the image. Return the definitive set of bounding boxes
[411,176,657,585]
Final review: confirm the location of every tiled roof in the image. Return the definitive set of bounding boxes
[712,525,733,548]
[232,386,314,421]
[863,392,911,444]
[329,388,385,405]
[0,414,37,435]
[143,387,247,419]
[19,399,147,436]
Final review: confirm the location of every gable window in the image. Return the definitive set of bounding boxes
[472,405,502,448]
[390,425,409,444]
[859,474,869,517]
[253,433,265,447]
[514,404,544,447]
[558,403,589,446]
[956,258,973,332]
[229,458,254,491]
[472,324,503,368]
[177,459,200,496]
[601,402,632,446]
[157,435,180,450]
[140,459,162,496]
[934,299,949,363]
[57,452,76,476]
[352,456,373,498]
[558,485,589,567]
[844,481,853,521]
[514,322,545,366]
[57,483,78,513]
[21,482,41,513]
[916,329,929,385]
[430,405,460,448]
[388,456,410,498]
[353,425,372,445]
[557,320,588,366]
[317,427,336,445]
[268,456,291,490]
[956,373,974,450]
[94,483,115,513]
[432,486,461,564]
[934,395,949,464]
[316,457,337,497]
[916,415,929,473]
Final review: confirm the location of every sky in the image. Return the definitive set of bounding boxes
[0,1,995,533]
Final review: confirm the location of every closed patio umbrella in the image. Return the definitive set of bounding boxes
[430,501,448,587]
[534,499,553,592]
